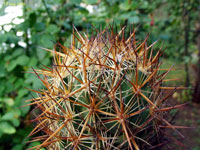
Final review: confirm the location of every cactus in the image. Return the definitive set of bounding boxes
[26,26,184,150]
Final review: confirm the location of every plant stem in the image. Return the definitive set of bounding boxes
[22,0,30,56]
[41,0,54,23]
[183,0,190,87]
[192,22,200,103]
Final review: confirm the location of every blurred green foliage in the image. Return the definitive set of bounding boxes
[0,0,199,149]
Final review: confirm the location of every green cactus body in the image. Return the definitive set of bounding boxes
[27,27,182,150]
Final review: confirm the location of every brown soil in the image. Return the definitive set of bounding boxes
[165,101,200,150]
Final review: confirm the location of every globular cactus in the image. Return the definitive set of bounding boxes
[26,26,184,150]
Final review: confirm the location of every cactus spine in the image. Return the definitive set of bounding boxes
[27,27,182,150]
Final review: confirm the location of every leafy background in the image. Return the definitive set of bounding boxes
[0,0,199,149]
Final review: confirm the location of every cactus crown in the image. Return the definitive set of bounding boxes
[27,26,182,150]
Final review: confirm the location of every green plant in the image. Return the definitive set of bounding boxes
[172,88,193,103]
[27,27,184,150]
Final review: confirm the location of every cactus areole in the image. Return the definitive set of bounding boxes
[27,26,183,150]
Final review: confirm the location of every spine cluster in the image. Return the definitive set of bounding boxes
[27,27,182,150]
